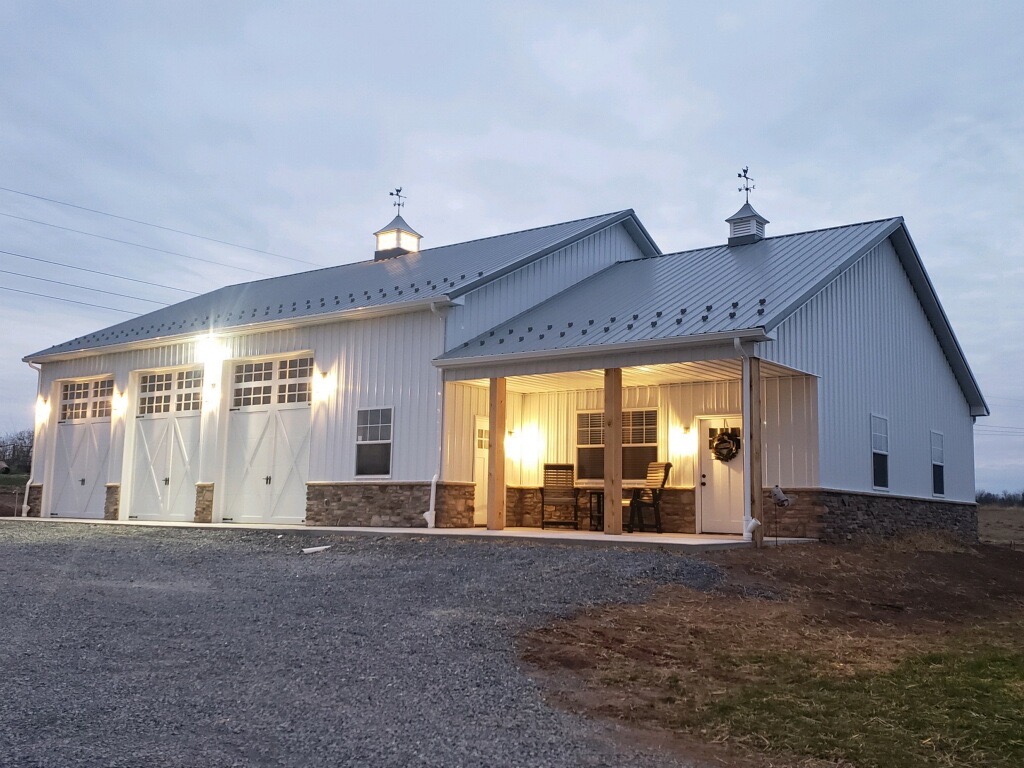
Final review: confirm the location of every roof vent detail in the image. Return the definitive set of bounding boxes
[374,213,421,261]
[726,202,769,246]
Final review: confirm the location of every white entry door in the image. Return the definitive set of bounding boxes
[222,357,312,525]
[698,416,744,534]
[128,369,203,521]
[48,378,114,519]
[473,416,489,525]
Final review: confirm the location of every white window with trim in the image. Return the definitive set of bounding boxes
[930,431,944,496]
[59,378,114,422]
[871,415,889,490]
[356,407,393,476]
[230,356,313,410]
[576,409,658,480]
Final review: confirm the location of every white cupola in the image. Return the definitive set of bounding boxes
[374,213,422,261]
[725,202,769,246]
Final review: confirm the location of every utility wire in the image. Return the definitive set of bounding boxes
[0,285,137,314]
[0,211,275,276]
[0,269,168,305]
[1,249,199,294]
[0,185,324,267]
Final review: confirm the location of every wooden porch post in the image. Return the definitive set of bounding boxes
[604,368,623,535]
[487,377,506,530]
[743,356,765,547]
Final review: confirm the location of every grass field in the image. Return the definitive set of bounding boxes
[978,504,1024,547]
[522,530,1024,767]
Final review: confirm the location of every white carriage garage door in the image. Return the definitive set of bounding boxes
[49,378,113,518]
[222,356,313,524]
[127,369,203,521]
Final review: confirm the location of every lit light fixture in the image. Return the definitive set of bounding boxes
[111,390,129,419]
[505,424,543,465]
[34,396,50,426]
[195,334,228,367]
[312,367,337,403]
[669,425,698,457]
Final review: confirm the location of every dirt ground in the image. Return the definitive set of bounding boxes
[520,531,1024,767]
[0,478,28,516]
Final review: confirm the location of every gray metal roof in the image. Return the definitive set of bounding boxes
[27,209,657,360]
[440,217,903,361]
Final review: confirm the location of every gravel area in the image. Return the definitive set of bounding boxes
[0,522,722,768]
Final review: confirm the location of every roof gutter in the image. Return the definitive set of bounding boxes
[24,295,455,364]
[433,328,772,370]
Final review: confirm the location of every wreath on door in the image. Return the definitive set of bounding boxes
[711,431,741,462]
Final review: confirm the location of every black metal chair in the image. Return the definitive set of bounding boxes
[540,463,580,529]
[626,462,672,533]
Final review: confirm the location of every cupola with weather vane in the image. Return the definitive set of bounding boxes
[374,187,422,261]
[726,167,769,246]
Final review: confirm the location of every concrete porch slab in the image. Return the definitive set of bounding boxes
[1,516,816,550]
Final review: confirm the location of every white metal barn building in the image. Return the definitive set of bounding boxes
[23,204,988,541]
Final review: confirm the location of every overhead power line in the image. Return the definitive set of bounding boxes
[0,268,168,305]
[0,185,324,267]
[0,285,137,314]
[1,249,198,294]
[0,211,275,276]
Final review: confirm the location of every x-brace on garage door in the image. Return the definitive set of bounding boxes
[127,368,203,521]
[222,356,313,524]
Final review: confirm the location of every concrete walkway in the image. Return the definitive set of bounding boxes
[1,515,815,550]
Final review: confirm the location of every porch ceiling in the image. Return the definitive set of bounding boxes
[458,359,806,393]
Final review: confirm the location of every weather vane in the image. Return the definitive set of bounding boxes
[737,167,755,203]
[389,187,406,210]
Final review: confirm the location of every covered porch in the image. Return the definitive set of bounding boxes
[441,350,819,543]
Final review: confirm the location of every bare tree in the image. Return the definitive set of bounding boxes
[0,429,33,473]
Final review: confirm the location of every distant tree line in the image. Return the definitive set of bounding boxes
[0,429,32,473]
[976,490,1024,507]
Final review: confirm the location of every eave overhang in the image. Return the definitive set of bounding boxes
[24,295,454,364]
[434,327,772,372]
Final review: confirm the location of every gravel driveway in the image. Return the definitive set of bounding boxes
[0,523,721,768]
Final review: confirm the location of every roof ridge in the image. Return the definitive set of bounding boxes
[646,216,903,260]
[421,209,629,252]
[204,210,634,294]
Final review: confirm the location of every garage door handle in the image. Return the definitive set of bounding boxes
[79,478,85,486]
[163,477,169,486]
[264,475,272,485]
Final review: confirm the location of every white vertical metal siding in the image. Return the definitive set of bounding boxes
[34,311,447,509]
[760,239,975,501]
[446,224,643,348]
[445,377,817,491]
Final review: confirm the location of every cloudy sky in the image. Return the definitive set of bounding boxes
[1,1,1020,491]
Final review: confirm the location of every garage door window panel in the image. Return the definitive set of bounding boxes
[59,378,114,423]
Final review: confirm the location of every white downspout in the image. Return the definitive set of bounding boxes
[423,301,448,528]
[735,338,754,541]
[23,362,42,517]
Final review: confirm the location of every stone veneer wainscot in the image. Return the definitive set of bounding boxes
[305,482,475,528]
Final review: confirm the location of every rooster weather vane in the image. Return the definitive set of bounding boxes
[389,187,406,210]
[737,167,755,203]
